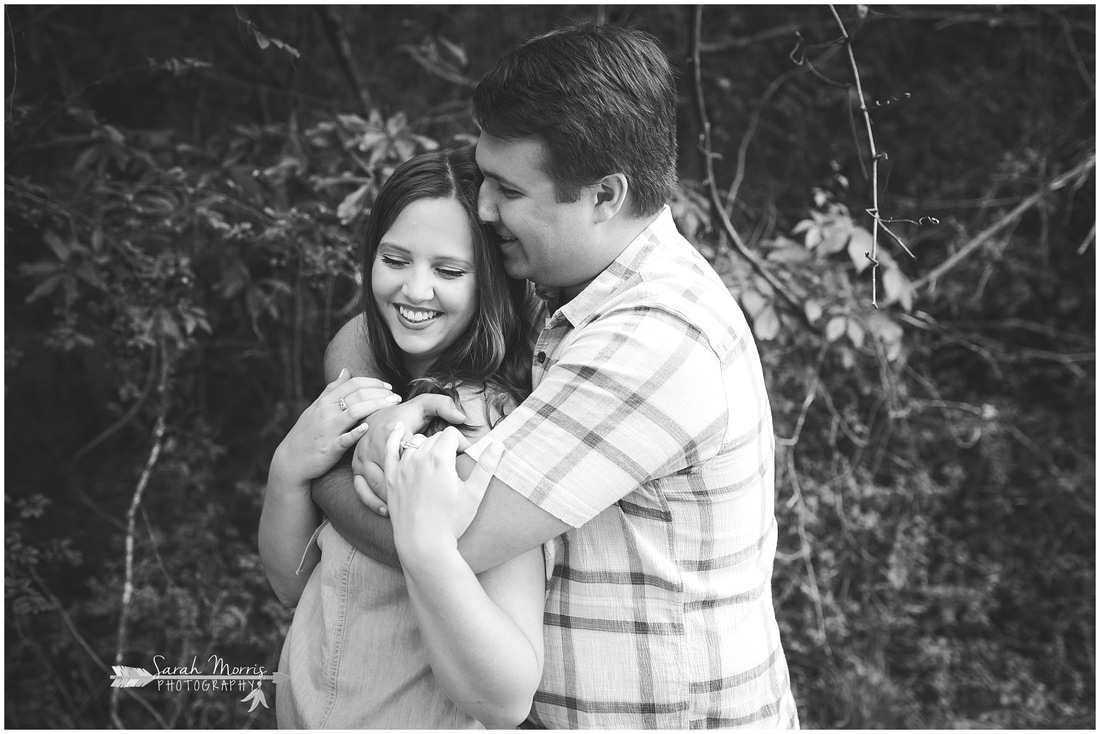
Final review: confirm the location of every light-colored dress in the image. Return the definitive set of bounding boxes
[276,522,482,728]
[276,385,508,729]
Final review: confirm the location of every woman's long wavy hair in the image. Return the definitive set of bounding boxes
[358,146,535,425]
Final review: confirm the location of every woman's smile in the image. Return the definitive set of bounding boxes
[372,197,479,376]
[396,304,443,326]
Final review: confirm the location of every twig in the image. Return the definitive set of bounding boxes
[786,452,831,655]
[777,343,829,447]
[1076,221,1095,255]
[701,22,800,53]
[110,341,173,728]
[28,564,170,728]
[7,6,17,122]
[829,5,894,308]
[912,155,1096,291]
[726,64,809,209]
[73,351,158,462]
[687,6,806,317]
[1058,12,1095,94]
[28,565,108,670]
[315,6,373,114]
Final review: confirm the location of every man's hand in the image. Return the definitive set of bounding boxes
[350,393,469,515]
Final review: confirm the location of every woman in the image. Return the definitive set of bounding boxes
[258,147,544,728]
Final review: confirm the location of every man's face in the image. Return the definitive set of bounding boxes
[475,134,600,297]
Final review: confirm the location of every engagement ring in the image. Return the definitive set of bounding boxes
[337,397,349,412]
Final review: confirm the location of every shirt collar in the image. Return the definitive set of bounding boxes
[549,206,674,327]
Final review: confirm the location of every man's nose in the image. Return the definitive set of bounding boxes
[478,180,499,224]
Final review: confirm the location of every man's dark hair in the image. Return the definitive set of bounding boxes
[473,23,677,218]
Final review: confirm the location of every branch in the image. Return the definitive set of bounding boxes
[726,63,808,209]
[110,342,173,728]
[701,22,801,53]
[7,7,17,122]
[315,5,372,114]
[687,6,807,320]
[829,5,893,308]
[73,351,158,462]
[912,154,1096,292]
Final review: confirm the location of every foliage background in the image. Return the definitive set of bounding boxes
[4,4,1094,728]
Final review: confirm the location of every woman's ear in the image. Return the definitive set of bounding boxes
[592,173,628,223]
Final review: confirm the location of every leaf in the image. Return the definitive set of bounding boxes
[766,240,811,264]
[219,258,251,299]
[357,129,389,153]
[752,305,781,341]
[252,28,271,50]
[867,313,904,361]
[883,265,914,312]
[43,231,71,262]
[804,225,824,250]
[752,275,775,297]
[818,218,853,256]
[847,318,866,349]
[438,36,468,67]
[791,219,815,235]
[803,298,824,324]
[848,226,874,273]
[337,183,372,224]
[740,288,768,318]
[825,315,847,342]
[393,137,415,162]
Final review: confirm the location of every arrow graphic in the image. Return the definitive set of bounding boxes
[110,665,289,689]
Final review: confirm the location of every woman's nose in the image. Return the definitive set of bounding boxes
[478,180,499,224]
[401,268,434,302]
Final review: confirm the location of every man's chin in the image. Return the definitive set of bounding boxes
[503,260,529,281]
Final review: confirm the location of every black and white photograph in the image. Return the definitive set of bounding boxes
[5,4,1094,729]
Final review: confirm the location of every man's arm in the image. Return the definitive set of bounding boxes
[454,453,570,574]
[311,316,469,566]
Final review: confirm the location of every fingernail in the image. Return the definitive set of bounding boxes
[382,382,392,390]
[386,394,401,403]
[392,423,405,434]
[377,506,388,517]
[339,367,349,379]
[357,423,368,432]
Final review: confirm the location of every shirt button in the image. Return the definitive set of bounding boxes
[536,351,546,364]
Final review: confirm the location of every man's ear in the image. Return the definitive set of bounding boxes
[591,173,628,223]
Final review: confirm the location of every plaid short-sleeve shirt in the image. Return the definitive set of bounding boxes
[475,209,799,729]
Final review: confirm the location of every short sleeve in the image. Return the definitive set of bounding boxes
[476,302,728,528]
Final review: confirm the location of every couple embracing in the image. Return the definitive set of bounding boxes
[259,23,799,730]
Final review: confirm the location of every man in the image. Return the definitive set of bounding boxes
[315,24,799,728]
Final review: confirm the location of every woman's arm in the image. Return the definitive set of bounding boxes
[404,547,545,728]
[259,457,323,607]
[384,426,545,728]
[258,369,395,606]
[312,316,466,565]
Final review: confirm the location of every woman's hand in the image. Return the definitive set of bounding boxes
[382,424,503,564]
[270,368,400,489]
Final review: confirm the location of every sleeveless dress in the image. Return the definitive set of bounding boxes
[276,385,508,729]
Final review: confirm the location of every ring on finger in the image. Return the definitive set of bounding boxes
[337,397,349,412]
[400,435,426,453]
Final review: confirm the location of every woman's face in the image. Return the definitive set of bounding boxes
[372,197,479,376]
